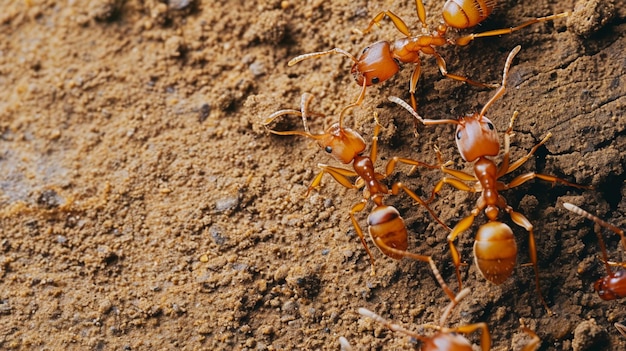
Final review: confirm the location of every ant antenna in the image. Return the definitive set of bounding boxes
[479,45,521,118]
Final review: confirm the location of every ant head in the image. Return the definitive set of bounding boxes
[442,0,493,29]
[455,113,499,162]
[351,41,399,87]
[318,123,366,164]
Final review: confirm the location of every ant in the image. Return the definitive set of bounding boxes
[389,45,590,314]
[359,288,541,351]
[288,0,568,111]
[263,93,456,300]
[563,202,626,301]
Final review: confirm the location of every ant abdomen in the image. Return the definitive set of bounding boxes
[473,221,517,284]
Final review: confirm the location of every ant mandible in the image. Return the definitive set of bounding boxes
[263,94,457,300]
[390,45,590,314]
[289,0,568,111]
[359,288,541,351]
[563,202,626,301]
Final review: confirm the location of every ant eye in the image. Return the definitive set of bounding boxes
[456,130,462,140]
[371,77,380,84]
[487,122,494,130]
[325,146,332,153]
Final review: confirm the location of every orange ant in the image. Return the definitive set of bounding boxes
[263,93,457,300]
[288,0,568,111]
[389,45,590,314]
[563,202,626,301]
[359,288,541,351]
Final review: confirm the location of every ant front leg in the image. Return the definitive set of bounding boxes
[306,164,358,197]
[501,131,551,176]
[497,111,519,178]
[429,170,479,203]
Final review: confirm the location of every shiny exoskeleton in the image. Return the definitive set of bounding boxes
[391,46,590,314]
[289,0,568,110]
[564,202,626,301]
[263,94,455,300]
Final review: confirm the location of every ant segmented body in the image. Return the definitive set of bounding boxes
[563,202,626,301]
[390,45,590,314]
[289,0,568,110]
[359,288,541,351]
[263,94,456,300]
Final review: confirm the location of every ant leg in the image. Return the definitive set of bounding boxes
[356,10,411,36]
[432,52,499,88]
[384,156,439,178]
[608,261,626,269]
[505,172,590,190]
[350,199,377,275]
[519,319,541,351]
[455,12,570,46]
[391,182,450,231]
[447,212,478,289]
[507,207,553,315]
[438,288,470,326]
[430,173,478,203]
[497,111,519,178]
[408,60,422,111]
[502,131,551,176]
[444,323,491,351]
[373,237,456,301]
[306,164,358,196]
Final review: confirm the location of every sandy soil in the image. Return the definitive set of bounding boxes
[1,0,625,350]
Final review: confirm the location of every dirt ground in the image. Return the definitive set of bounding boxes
[1,0,625,350]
